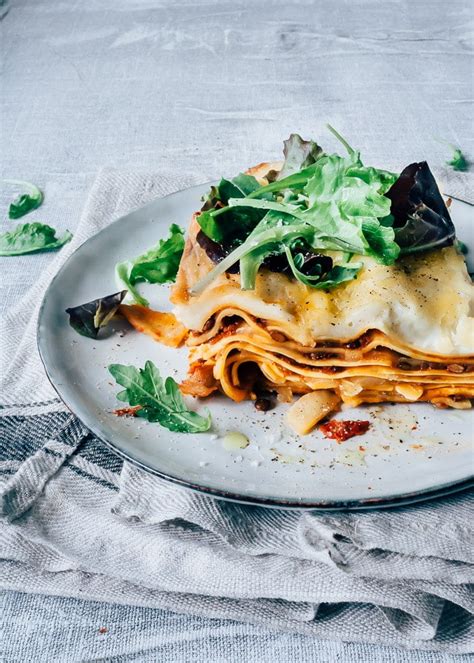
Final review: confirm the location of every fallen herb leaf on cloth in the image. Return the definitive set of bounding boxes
[3,179,44,219]
[108,360,212,433]
[446,146,469,172]
[0,222,72,256]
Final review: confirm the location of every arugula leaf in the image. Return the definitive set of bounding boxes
[326,124,361,163]
[219,173,262,199]
[277,134,324,179]
[3,179,44,219]
[245,163,322,199]
[116,262,146,306]
[198,163,327,244]
[0,222,72,256]
[197,173,267,243]
[108,361,212,433]
[129,223,184,283]
[361,218,400,264]
[115,224,185,307]
[66,291,127,339]
[446,146,469,172]
[197,210,227,243]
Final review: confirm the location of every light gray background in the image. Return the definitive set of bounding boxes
[1,0,473,661]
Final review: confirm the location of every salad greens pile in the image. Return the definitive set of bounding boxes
[193,126,399,294]
[116,223,185,306]
[109,361,211,433]
[192,125,455,295]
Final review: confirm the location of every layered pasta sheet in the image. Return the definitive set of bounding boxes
[181,319,474,409]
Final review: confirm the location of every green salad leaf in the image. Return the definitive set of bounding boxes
[446,146,469,172]
[4,179,44,219]
[108,361,212,433]
[197,209,227,243]
[115,224,185,306]
[198,173,269,243]
[0,222,72,256]
[66,290,127,339]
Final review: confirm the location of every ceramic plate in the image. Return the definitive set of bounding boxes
[38,186,474,509]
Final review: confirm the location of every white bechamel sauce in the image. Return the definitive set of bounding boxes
[175,248,474,356]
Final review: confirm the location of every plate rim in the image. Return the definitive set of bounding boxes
[37,184,474,510]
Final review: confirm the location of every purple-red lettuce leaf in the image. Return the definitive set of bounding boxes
[277,134,324,180]
[66,290,127,339]
[386,161,456,254]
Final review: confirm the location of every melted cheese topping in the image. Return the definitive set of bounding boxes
[174,247,473,357]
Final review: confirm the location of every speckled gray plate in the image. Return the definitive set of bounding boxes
[38,187,474,509]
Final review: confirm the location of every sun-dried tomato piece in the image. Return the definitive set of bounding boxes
[113,406,141,417]
[320,419,370,442]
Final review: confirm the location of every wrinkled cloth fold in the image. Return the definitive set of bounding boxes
[1,169,473,653]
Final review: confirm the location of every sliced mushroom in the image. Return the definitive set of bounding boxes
[395,384,424,401]
[286,390,340,435]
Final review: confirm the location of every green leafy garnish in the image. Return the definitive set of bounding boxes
[195,127,456,294]
[192,125,399,294]
[3,179,44,219]
[108,361,212,433]
[115,224,185,306]
[66,290,127,339]
[446,146,469,172]
[197,173,269,243]
[0,222,72,256]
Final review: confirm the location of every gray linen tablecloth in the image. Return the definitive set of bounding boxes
[1,0,473,661]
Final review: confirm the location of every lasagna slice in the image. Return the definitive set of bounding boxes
[170,160,473,421]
